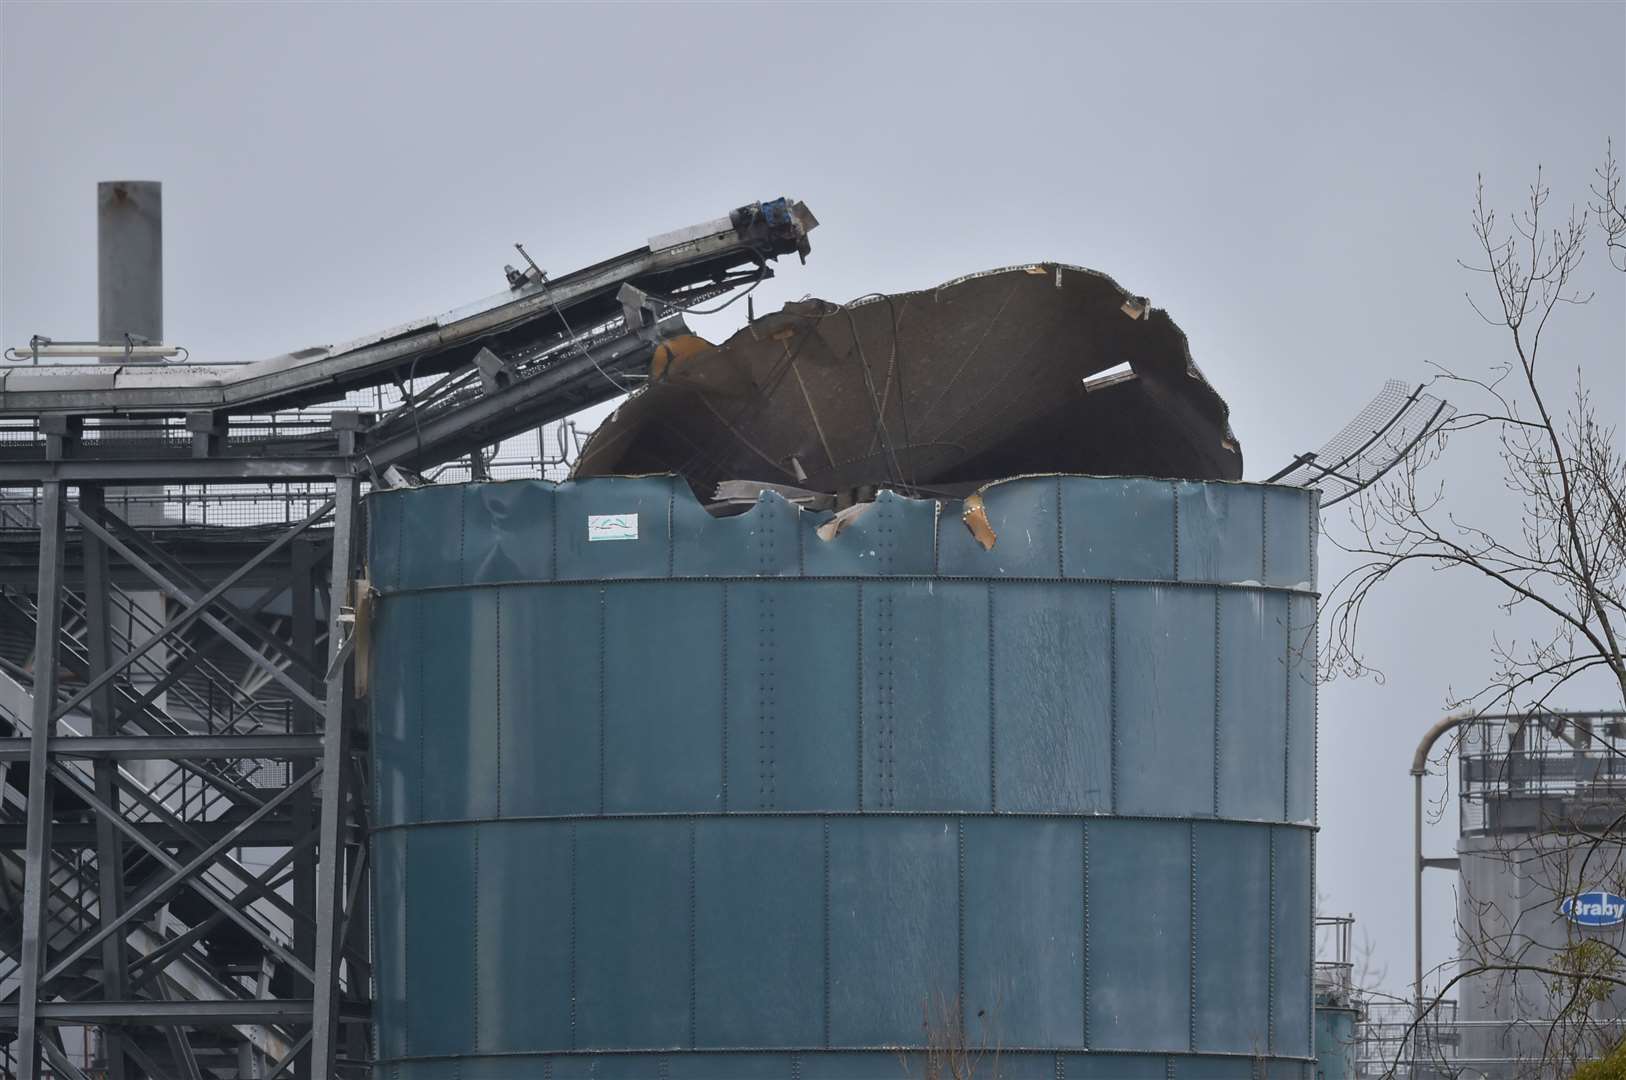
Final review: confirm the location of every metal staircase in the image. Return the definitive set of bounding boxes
[0,577,314,1076]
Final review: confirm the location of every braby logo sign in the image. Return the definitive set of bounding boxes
[1559,891,1626,927]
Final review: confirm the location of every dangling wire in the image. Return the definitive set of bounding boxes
[843,304,904,488]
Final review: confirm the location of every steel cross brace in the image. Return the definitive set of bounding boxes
[52,730,309,933]
[41,1040,92,1080]
[41,756,316,957]
[40,763,321,987]
[46,498,333,725]
[264,1029,317,1080]
[98,504,329,681]
[111,557,330,738]
[58,499,332,718]
[123,838,310,996]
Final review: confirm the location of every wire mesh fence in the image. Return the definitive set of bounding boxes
[1271,380,1456,507]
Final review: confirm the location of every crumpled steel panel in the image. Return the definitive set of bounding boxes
[573,264,1242,500]
[367,475,1317,1079]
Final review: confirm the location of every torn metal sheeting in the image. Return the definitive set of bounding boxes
[572,263,1241,504]
[710,479,835,512]
[960,492,997,550]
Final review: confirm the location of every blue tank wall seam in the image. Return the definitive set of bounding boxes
[721,584,730,812]
[457,484,467,586]
[494,589,503,818]
[1283,602,1293,823]
[1307,494,1317,589]
[413,595,424,827]
[373,1048,1322,1066]
[1109,585,1119,815]
[688,820,698,1050]
[471,826,481,1051]
[598,586,607,817]
[957,816,967,1018]
[399,649,412,1065]
[797,499,807,576]
[1213,589,1222,818]
[1189,821,1198,1053]
[1260,491,1270,582]
[1171,481,1180,582]
[886,589,896,809]
[930,499,942,575]
[569,822,578,1050]
[666,481,676,579]
[374,575,1321,599]
[1267,827,1278,1055]
[1308,828,1317,1058]
[822,818,832,1049]
[855,583,864,813]
[877,590,890,809]
[763,588,777,808]
[1081,820,1090,1050]
[1055,476,1066,577]
[988,582,997,812]
[881,497,893,575]
[372,811,1322,833]
[1313,620,1320,830]
[367,624,389,1074]
[393,492,404,594]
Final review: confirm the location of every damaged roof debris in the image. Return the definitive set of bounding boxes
[572,263,1242,512]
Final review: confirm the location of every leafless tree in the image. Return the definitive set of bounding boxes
[1322,144,1626,1079]
[905,992,1002,1080]
[1325,144,1625,716]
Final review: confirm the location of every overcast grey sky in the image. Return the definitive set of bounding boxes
[4,1,1622,997]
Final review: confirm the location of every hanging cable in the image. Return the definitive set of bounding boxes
[843,305,905,488]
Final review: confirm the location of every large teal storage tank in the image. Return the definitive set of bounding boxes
[366,474,1319,1079]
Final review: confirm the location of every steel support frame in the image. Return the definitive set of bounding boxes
[81,483,131,1080]
[4,448,369,1078]
[15,479,66,1077]
[310,474,359,1073]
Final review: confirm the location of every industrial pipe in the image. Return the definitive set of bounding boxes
[1411,711,1473,1026]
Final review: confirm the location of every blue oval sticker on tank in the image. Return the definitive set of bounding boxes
[1560,891,1626,927]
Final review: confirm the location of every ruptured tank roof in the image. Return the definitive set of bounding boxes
[572,262,1241,502]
